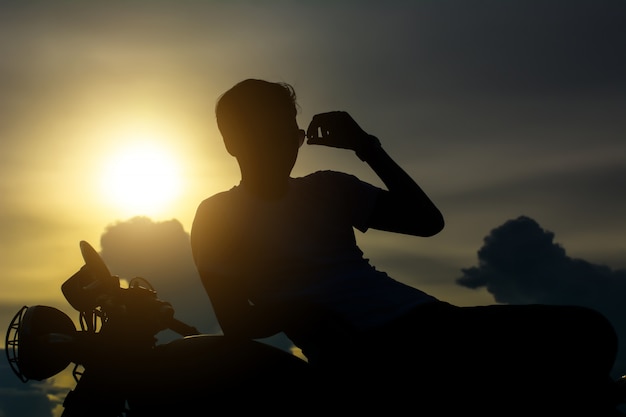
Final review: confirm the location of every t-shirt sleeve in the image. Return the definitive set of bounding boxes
[308,170,383,233]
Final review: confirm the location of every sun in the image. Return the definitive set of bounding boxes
[100,140,182,217]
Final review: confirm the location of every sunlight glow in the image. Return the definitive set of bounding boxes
[100,134,183,217]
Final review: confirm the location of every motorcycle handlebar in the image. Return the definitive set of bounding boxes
[168,318,200,337]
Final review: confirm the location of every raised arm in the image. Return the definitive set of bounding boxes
[306,111,444,237]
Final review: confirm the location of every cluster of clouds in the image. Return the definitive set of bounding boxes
[457,215,626,378]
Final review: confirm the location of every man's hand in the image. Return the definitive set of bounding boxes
[306,111,375,152]
[307,111,443,236]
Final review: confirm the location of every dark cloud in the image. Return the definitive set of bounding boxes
[0,357,58,417]
[457,215,626,378]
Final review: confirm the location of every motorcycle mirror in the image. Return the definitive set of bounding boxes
[61,241,120,312]
[79,240,112,281]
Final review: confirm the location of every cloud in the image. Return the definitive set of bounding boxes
[0,356,63,417]
[457,215,626,378]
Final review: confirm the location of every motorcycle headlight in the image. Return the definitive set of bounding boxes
[5,305,76,382]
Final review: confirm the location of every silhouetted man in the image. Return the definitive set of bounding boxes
[191,79,623,414]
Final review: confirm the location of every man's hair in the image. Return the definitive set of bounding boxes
[215,79,298,151]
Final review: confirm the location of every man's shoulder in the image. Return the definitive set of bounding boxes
[193,188,241,223]
[199,187,239,206]
[300,170,357,183]
[298,170,365,192]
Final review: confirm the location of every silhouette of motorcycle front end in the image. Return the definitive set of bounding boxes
[5,241,312,416]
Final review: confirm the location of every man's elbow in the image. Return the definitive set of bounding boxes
[421,212,445,237]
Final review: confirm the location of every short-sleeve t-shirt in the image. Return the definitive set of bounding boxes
[191,170,438,357]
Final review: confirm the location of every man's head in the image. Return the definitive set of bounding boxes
[215,79,302,157]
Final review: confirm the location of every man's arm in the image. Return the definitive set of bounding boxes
[190,201,286,340]
[360,142,444,236]
[306,111,444,237]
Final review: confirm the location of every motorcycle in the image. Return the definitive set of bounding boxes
[5,241,314,416]
[6,241,626,416]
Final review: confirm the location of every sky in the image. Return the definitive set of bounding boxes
[1,0,625,415]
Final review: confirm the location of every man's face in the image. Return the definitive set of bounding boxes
[236,108,304,178]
